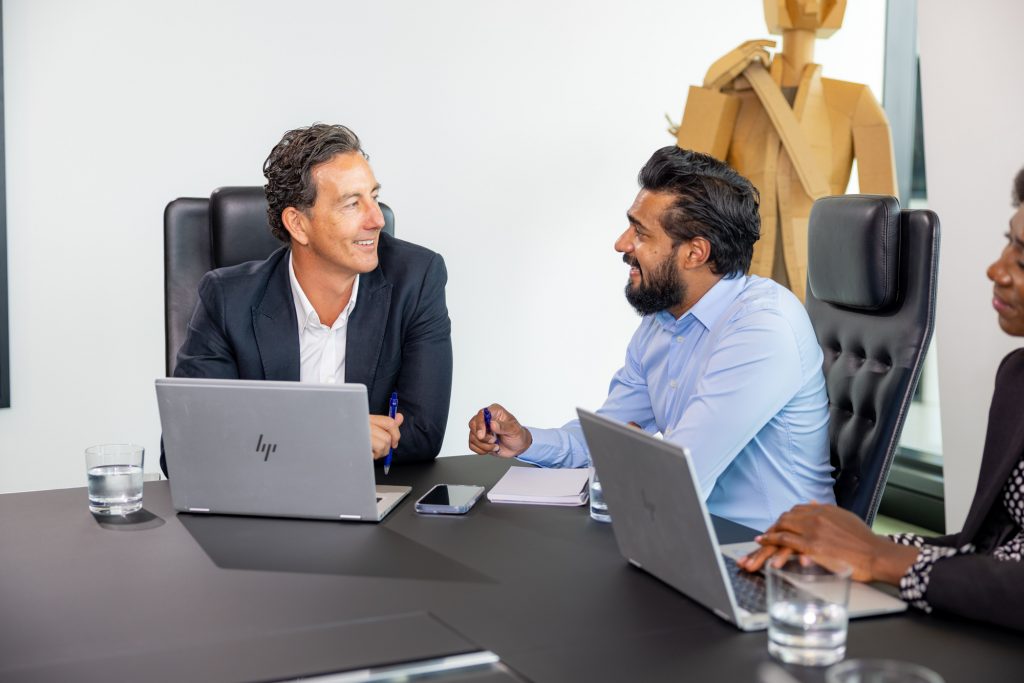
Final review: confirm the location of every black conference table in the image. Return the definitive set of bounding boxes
[1,455,1021,682]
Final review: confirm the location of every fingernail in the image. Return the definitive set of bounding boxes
[754,535,763,541]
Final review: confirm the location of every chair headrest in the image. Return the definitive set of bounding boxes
[210,187,281,268]
[807,194,901,310]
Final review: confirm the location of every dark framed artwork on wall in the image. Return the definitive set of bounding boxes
[0,0,9,408]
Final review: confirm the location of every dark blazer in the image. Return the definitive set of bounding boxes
[164,232,453,476]
[921,348,1024,631]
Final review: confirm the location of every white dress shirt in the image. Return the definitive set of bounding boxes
[288,253,359,385]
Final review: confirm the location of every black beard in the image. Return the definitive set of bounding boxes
[623,250,685,316]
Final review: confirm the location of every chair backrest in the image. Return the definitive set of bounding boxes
[163,186,395,375]
[804,194,940,524]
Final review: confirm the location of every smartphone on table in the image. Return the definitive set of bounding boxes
[414,484,485,515]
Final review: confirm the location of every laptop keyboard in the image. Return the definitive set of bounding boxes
[722,555,767,613]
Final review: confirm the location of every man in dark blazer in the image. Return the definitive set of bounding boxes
[163,124,452,476]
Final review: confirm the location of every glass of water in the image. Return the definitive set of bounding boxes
[589,466,610,523]
[826,659,945,683]
[85,444,145,515]
[766,556,852,667]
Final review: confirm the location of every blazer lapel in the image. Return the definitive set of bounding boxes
[253,251,300,381]
[959,391,1024,540]
[346,266,392,391]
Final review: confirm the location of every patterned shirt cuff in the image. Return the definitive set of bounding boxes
[889,533,925,548]
[898,542,975,613]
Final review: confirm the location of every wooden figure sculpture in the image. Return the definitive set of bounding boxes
[672,0,896,300]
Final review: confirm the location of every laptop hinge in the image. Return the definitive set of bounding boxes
[188,507,210,513]
[338,514,361,520]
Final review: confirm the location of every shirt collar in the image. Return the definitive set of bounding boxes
[654,274,747,332]
[288,251,359,331]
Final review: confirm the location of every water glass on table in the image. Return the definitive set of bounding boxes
[85,444,145,515]
[589,466,610,523]
[826,659,945,683]
[766,556,852,667]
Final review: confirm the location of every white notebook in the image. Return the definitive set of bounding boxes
[487,466,590,506]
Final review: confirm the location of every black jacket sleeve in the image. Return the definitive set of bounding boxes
[926,554,1024,631]
[173,272,241,380]
[391,253,453,462]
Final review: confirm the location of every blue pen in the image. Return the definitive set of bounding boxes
[483,407,497,450]
[384,391,398,475]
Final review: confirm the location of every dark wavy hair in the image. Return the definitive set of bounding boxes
[263,123,367,242]
[1014,167,1024,208]
[638,147,760,277]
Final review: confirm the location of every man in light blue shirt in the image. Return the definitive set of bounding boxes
[468,147,834,531]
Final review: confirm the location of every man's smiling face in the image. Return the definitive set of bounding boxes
[293,151,385,278]
[615,189,688,316]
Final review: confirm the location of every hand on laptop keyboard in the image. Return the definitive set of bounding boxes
[723,555,767,613]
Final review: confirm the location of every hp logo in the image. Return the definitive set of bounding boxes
[255,434,278,461]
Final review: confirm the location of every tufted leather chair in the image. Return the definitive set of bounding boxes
[163,187,395,375]
[805,194,940,524]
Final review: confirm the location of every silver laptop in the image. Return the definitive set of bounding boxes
[156,378,410,522]
[577,408,907,631]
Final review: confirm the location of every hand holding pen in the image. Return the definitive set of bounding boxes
[467,403,532,458]
[369,394,403,464]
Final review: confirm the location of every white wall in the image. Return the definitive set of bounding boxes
[0,0,885,493]
[919,0,1024,531]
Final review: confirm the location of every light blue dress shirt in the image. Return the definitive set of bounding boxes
[520,274,835,531]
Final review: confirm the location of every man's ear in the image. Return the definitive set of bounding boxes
[680,236,712,270]
[281,207,311,246]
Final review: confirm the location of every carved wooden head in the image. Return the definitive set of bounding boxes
[763,0,846,38]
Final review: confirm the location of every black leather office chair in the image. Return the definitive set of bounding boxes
[164,186,395,375]
[805,194,940,524]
